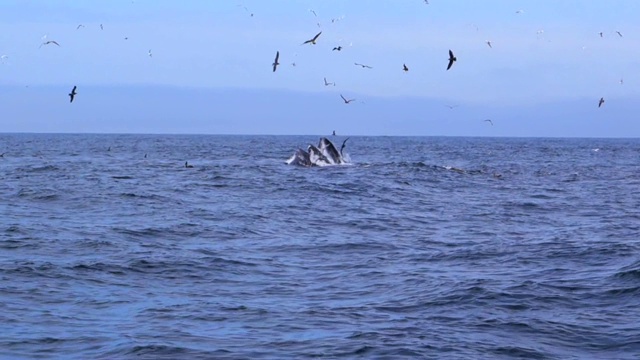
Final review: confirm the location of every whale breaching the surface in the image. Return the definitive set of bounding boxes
[286,137,351,167]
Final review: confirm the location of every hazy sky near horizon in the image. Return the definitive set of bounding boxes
[1,0,640,136]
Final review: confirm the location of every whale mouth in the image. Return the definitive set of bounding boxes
[286,137,351,167]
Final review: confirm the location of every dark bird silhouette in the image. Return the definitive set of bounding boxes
[185,161,194,168]
[598,97,605,108]
[340,94,355,104]
[332,130,336,136]
[486,40,492,48]
[323,77,335,86]
[332,46,342,51]
[100,24,104,30]
[354,62,372,69]
[340,137,350,156]
[68,86,77,103]
[272,51,280,72]
[599,32,603,37]
[616,31,623,37]
[303,31,322,45]
[484,119,493,125]
[40,40,60,48]
[403,63,409,72]
[447,49,457,70]
[76,24,85,30]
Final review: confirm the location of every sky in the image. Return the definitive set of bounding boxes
[1,0,640,137]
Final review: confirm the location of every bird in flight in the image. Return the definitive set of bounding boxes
[599,32,603,37]
[403,63,409,72]
[445,104,458,110]
[100,24,104,30]
[272,51,280,72]
[598,97,605,108]
[340,94,355,104]
[616,31,623,37]
[340,137,350,156]
[354,62,372,69]
[76,24,85,30]
[447,49,457,70]
[309,9,317,17]
[148,49,153,57]
[486,40,492,48]
[324,77,335,86]
[40,40,60,48]
[484,119,493,126]
[68,86,77,103]
[332,46,342,51]
[303,31,322,45]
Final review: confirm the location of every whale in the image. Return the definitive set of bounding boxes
[286,137,350,166]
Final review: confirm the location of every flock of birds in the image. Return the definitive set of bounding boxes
[1,1,627,145]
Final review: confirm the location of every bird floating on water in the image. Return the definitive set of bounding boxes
[302,31,322,45]
[68,86,77,103]
[185,161,194,168]
[272,51,280,72]
[340,94,355,104]
[447,49,457,70]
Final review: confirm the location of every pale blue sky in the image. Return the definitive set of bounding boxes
[1,0,639,136]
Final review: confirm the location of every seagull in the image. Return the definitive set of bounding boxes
[403,63,409,72]
[447,49,457,70]
[332,46,342,51]
[323,77,335,86]
[76,24,85,30]
[272,51,280,72]
[340,137,350,156]
[599,32,603,37]
[616,31,623,37]
[340,94,355,104]
[484,119,493,125]
[515,9,524,14]
[354,62,372,69]
[100,24,104,30]
[68,86,77,103]
[598,97,605,108]
[445,104,458,110]
[309,9,317,17]
[185,161,194,168]
[302,31,322,45]
[40,40,60,48]
[148,49,152,57]
[486,40,492,48]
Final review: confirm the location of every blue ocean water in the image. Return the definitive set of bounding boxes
[1,133,639,359]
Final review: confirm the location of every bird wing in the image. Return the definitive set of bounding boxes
[447,59,454,70]
[449,49,454,58]
[340,94,347,102]
[52,41,60,46]
[275,51,279,62]
[341,137,350,152]
[72,86,77,92]
[312,31,322,41]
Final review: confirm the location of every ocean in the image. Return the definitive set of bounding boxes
[1,133,639,359]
